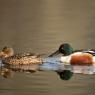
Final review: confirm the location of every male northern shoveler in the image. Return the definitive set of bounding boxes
[48,43,95,80]
[49,43,95,56]
[51,43,95,66]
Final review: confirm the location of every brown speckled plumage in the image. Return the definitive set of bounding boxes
[2,53,42,72]
[0,47,43,78]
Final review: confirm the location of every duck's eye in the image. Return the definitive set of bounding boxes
[59,45,65,54]
[2,47,8,52]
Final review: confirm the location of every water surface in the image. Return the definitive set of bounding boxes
[0,0,95,95]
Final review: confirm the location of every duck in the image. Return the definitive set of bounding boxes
[59,43,95,66]
[0,46,42,65]
[49,43,95,80]
[49,43,95,66]
[49,43,95,56]
[0,47,43,78]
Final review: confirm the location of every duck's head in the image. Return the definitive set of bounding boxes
[0,47,14,58]
[49,43,74,57]
[59,43,73,56]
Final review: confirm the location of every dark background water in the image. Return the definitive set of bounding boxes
[0,0,95,95]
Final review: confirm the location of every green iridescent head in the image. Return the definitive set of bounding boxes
[59,43,74,56]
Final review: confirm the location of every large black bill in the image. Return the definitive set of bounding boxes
[48,50,60,57]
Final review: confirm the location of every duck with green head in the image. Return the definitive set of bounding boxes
[49,43,74,57]
[49,43,95,80]
[49,43,95,56]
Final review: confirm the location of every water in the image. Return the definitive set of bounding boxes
[0,0,95,95]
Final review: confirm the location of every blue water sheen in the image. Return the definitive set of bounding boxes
[39,57,65,71]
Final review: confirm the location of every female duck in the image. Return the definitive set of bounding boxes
[0,47,42,78]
